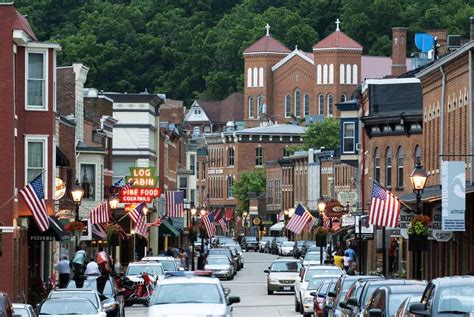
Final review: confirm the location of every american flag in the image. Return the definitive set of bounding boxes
[92,223,107,239]
[122,179,135,191]
[166,191,184,217]
[202,212,216,237]
[128,202,145,223]
[135,213,148,238]
[369,182,401,228]
[286,204,314,235]
[323,217,333,228]
[204,194,210,209]
[218,218,228,233]
[306,217,317,232]
[98,223,128,240]
[147,218,162,227]
[19,174,49,232]
[89,201,110,224]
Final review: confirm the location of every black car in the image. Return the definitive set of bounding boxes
[301,240,316,256]
[242,236,259,251]
[67,275,125,317]
[293,241,305,258]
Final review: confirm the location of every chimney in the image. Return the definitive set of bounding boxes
[427,29,448,56]
[471,16,474,41]
[391,27,407,77]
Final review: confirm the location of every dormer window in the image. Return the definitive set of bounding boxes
[194,109,201,115]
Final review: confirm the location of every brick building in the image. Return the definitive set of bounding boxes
[0,3,60,301]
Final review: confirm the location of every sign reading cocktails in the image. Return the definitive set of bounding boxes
[121,167,161,203]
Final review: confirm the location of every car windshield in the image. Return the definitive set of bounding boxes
[317,282,331,295]
[437,285,474,314]
[305,268,342,282]
[296,241,305,246]
[246,237,257,242]
[207,258,229,265]
[261,237,272,241]
[40,300,97,315]
[67,276,113,298]
[151,283,223,305]
[388,293,422,317]
[271,261,302,272]
[308,278,328,291]
[304,253,320,261]
[127,265,164,276]
[49,291,99,308]
[282,242,295,247]
[12,308,29,317]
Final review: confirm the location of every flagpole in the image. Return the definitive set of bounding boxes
[372,180,414,211]
[382,226,387,276]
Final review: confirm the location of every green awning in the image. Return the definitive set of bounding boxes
[159,219,180,237]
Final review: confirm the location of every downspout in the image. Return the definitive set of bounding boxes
[440,66,446,173]
[469,50,473,185]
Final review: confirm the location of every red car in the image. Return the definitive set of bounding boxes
[312,278,338,317]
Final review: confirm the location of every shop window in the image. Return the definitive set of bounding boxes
[81,164,96,200]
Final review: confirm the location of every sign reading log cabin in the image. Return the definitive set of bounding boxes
[121,167,161,203]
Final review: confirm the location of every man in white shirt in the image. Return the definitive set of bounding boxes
[85,261,100,275]
[56,256,70,288]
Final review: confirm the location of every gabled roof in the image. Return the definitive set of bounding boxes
[243,35,291,55]
[313,30,362,51]
[271,48,314,72]
[195,92,244,124]
[13,9,37,41]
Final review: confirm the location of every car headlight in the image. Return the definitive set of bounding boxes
[269,278,279,284]
[303,297,313,304]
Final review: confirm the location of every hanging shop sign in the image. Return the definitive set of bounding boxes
[55,177,66,200]
[399,209,415,239]
[324,199,348,218]
[441,161,466,231]
[341,214,355,227]
[125,167,158,188]
[354,216,374,240]
[121,167,161,203]
[252,217,262,226]
[337,191,357,207]
[429,204,453,242]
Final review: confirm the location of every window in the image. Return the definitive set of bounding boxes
[304,94,310,116]
[26,138,47,195]
[397,147,404,189]
[295,90,301,117]
[204,126,211,133]
[317,65,322,84]
[253,67,258,87]
[259,67,264,87]
[341,93,347,102]
[227,176,233,198]
[27,51,47,109]
[247,68,252,87]
[190,154,196,175]
[343,122,355,153]
[414,145,421,164]
[249,96,255,118]
[81,164,96,200]
[385,147,392,189]
[193,126,200,135]
[196,162,200,179]
[352,64,358,84]
[340,64,345,84]
[285,95,291,118]
[274,179,281,205]
[193,109,201,115]
[202,163,206,180]
[227,147,234,166]
[266,178,273,205]
[255,147,263,166]
[323,64,328,84]
[374,148,381,183]
[257,95,264,118]
[283,147,290,157]
[327,94,333,116]
[179,177,187,199]
[113,160,135,185]
[318,94,324,115]
[329,64,334,84]
[346,64,351,84]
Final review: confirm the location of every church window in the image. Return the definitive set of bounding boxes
[253,67,258,87]
[295,90,301,117]
[318,94,324,115]
[329,64,334,84]
[257,95,264,118]
[259,67,264,87]
[317,65,322,85]
[327,94,333,116]
[285,95,291,118]
[340,93,347,102]
[304,94,310,116]
[340,64,345,84]
[249,96,255,118]
[346,65,351,84]
[323,64,328,84]
[247,68,252,87]
[352,64,358,84]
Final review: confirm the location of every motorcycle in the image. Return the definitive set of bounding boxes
[115,272,153,306]
[115,274,137,307]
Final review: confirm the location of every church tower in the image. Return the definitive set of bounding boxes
[313,19,362,117]
[243,24,291,127]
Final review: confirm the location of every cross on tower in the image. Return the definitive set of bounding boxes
[335,18,341,31]
[265,23,270,36]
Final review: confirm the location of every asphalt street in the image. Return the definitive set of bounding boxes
[125,251,300,317]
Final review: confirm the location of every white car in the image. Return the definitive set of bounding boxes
[279,241,295,256]
[301,275,341,316]
[126,261,165,284]
[302,251,326,266]
[205,256,235,280]
[38,298,106,317]
[295,265,343,314]
[12,303,37,317]
[141,256,181,271]
[147,276,240,316]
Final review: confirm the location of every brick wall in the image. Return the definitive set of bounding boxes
[57,67,75,116]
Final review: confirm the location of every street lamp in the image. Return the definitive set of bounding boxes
[317,197,326,264]
[190,207,197,271]
[198,209,207,269]
[71,180,84,221]
[410,162,428,279]
[109,196,120,210]
[242,211,248,236]
[130,229,136,261]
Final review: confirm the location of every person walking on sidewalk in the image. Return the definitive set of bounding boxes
[56,256,70,288]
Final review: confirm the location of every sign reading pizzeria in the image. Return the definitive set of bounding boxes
[121,167,161,203]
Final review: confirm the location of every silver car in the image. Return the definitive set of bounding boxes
[205,256,234,280]
[265,259,303,295]
[12,304,37,317]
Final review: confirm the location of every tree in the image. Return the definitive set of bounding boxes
[303,117,340,150]
[232,169,266,214]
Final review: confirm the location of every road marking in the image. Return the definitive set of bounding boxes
[222,283,266,286]
[234,304,293,308]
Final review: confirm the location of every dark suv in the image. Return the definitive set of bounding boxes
[242,236,259,252]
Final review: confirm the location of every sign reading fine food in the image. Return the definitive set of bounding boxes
[441,161,466,231]
[121,167,161,203]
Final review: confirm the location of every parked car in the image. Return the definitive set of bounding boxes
[270,238,279,254]
[47,289,103,311]
[259,237,273,252]
[12,304,36,317]
[396,295,421,317]
[242,236,259,252]
[311,278,339,317]
[208,248,238,274]
[204,256,234,280]
[141,256,180,272]
[293,241,306,258]
[302,251,325,266]
[37,298,105,317]
[301,275,340,317]
[295,265,343,313]
[301,240,316,256]
[225,245,244,269]
[409,276,474,317]
[275,237,288,253]
[0,292,13,317]
[362,284,426,317]
[279,241,295,256]
[265,259,303,295]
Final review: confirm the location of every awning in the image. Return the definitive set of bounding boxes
[399,183,474,203]
[56,146,70,167]
[28,216,70,241]
[159,219,180,236]
[269,222,285,231]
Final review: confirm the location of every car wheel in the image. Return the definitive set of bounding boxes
[267,288,273,295]
[303,312,312,317]
[295,297,300,312]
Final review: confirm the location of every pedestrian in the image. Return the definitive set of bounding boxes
[178,248,187,269]
[346,262,358,276]
[166,247,173,257]
[56,256,70,288]
[85,260,100,275]
[343,253,351,271]
[333,250,344,269]
[172,245,179,258]
[344,244,357,263]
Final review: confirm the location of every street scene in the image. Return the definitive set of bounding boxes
[1,0,474,316]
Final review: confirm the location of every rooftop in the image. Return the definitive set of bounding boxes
[313,30,362,50]
[236,124,306,135]
[243,34,291,55]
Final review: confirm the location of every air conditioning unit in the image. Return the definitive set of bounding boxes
[447,35,461,51]
[356,143,361,151]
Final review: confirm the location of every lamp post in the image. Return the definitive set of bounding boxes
[317,197,326,265]
[198,209,207,269]
[190,207,197,271]
[410,162,428,280]
[109,196,120,210]
[242,211,248,236]
[71,180,84,221]
[131,229,136,261]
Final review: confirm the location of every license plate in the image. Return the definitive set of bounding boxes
[283,287,291,291]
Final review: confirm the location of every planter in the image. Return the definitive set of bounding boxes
[316,235,326,247]
[408,234,428,251]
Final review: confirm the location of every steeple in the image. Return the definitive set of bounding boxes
[335,18,341,31]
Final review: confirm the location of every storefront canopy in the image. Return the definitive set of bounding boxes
[158,219,180,237]
[269,222,285,231]
[29,216,70,241]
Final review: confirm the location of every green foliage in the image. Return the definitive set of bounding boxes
[303,117,340,150]
[9,0,474,104]
[232,169,266,213]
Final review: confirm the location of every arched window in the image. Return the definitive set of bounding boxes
[317,65,322,85]
[304,94,310,116]
[247,68,252,87]
[323,64,328,84]
[318,94,324,115]
[285,94,291,118]
[397,146,404,189]
[385,147,392,188]
[346,64,351,84]
[294,90,301,117]
[253,67,258,87]
[329,64,334,84]
[352,64,358,84]
[257,95,264,118]
[340,64,345,84]
[414,145,421,164]
[248,96,255,118]
[227,176,233,198]
[227,147,235,166]
[374,148,381,183]
[327,94,333,116]
[259,67,264,87]
[340,93,347,102]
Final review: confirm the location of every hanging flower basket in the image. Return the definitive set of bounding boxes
[65,221,85,232]
[408,215,430,251]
